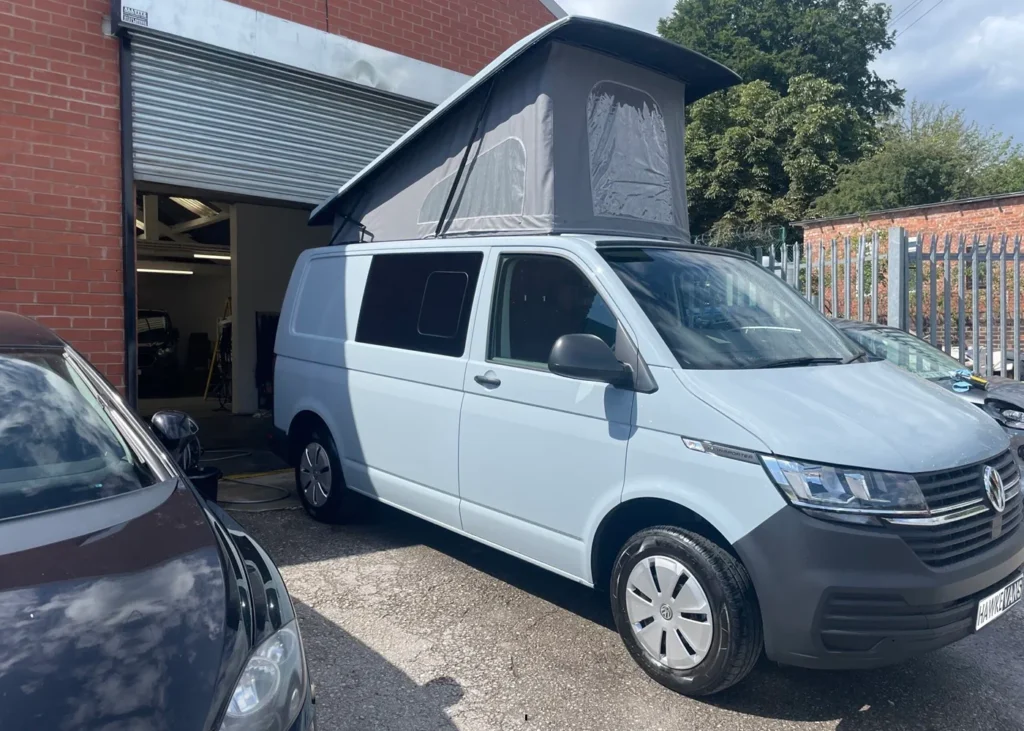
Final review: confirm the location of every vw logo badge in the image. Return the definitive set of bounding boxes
[984,465,1007,513]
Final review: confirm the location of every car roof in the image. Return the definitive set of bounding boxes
[300,234,757,262]
[0,311,64,349]
[830,319,890,332]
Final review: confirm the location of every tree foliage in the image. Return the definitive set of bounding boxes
[659,0,903,118]
[659,0,905,236]
[812,103,1024,216]
[687,76,868,237]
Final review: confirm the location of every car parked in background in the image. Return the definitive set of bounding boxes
[0,312,313,731]
[138,308,180,397]
[833,320,1024,453]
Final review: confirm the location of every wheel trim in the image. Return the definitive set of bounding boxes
[625,555,713,670]
[299,442,332,507]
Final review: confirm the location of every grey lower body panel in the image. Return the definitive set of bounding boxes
[734,506,1024,669]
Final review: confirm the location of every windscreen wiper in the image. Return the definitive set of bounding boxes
[756,357,845,369]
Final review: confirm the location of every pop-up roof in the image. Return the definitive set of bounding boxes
[310,16,741,244]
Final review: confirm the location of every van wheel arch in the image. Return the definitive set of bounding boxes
[287,410,333,466]
[591,498,741,593]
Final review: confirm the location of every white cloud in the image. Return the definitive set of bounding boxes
[876,0,1024,139]
[956,13,1024,92]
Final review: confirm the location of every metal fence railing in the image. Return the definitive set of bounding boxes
[747,227,1024,379]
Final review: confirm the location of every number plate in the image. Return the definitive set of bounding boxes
[976,574,1023,632]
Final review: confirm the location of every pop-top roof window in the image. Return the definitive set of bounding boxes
[419,137,527,225]
[587,81,673,225]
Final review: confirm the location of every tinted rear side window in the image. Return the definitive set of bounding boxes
[356,251,483,357]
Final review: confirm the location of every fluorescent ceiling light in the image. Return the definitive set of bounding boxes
[138,267,193,275]
[193,253,231,261]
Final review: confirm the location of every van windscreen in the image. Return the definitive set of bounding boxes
[602,248,860,370]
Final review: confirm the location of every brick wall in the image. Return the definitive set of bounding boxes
[798,194,1024,247]
[0,0,124,388]
[231,0,555,75]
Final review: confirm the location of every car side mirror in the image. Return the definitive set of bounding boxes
[150,410,200,469]
[548,333,632,388]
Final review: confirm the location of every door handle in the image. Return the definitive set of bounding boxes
[474,373,501,388]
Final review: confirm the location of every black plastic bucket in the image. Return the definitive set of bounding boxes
[187,466,222,503]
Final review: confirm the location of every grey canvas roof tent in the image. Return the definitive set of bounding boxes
[309,16,741,244]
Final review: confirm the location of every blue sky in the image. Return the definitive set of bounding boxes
[558,0,1024,143]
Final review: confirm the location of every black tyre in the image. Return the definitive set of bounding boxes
[295,428,350,524]
[610,526,762,696]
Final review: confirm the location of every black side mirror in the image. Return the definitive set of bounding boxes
[150,410,200,470]
[548,333,632,388]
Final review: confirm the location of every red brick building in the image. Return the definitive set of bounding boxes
[0,0,560,408]
[795,192,1024,245]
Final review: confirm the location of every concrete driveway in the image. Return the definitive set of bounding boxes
[235,504,1024,731]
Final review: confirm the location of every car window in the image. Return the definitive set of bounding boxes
[356,251,483,357]
[0,349,157,520]
[488,254,617,368]
[843,327,962,381]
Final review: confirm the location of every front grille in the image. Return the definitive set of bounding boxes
[819,580,997,653]
[917,450,1016,509]
[891,451,1023,568]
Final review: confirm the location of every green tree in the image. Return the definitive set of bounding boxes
[687,76,868,236]
[659,0,903,118]
[976,157,1024,197]
[813,103,1024,216]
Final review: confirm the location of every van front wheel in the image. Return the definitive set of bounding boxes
[610,526,762,696]
[295,429,349,524]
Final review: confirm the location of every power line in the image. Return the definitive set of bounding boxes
[890,0,926,26]
[895,0,948,39]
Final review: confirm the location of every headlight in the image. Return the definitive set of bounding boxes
[984,401,1024,431]
[219,621,306,731]
[761,456,927,514]
[1000,409,1024,430]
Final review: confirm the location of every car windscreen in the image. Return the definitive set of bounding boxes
[138,311,173,345]
[602,247,860,370]
[841,326,963,381]
[0,349,157,519]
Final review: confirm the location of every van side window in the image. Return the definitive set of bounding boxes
[356,251,483,357]
[488,254,617,367]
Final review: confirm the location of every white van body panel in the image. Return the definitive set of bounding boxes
[275,244,481,531]
[274,250,369,438]
[615,365,784,543]
[458,244,633,580]
[679,361,1009,474]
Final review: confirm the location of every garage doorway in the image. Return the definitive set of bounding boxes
[135,192,231,410]
[133,191,328,468]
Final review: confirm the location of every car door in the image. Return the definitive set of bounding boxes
[458,248,634,582]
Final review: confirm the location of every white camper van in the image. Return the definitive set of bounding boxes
[274,17,1024,696]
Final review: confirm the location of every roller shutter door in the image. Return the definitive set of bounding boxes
[130,33,432,204]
